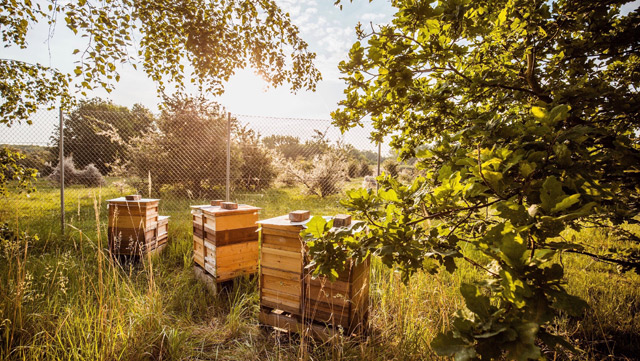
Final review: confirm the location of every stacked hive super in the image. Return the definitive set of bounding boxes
[192,200,260,282]
[258,211,370,337]
[107,195,170,256]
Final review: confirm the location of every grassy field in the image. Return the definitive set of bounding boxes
[0,178,639,360]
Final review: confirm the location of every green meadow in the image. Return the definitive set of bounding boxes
[1,178,638,360]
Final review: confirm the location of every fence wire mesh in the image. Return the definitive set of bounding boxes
[0,104,385,232]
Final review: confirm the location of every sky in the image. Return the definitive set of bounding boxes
[1,0,396,152]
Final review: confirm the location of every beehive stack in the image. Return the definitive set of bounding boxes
[191,201,260,282]
[107,196,170,256]
[258,211,370,336]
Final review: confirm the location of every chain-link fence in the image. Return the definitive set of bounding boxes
[0,103,387,233]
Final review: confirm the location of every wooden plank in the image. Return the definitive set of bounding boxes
[194,265,217,295]
[217,257,258,274]
[306,276,350,294]
[262,234,301,253]
[203,240,216,252]
[202,204,261,217]
[204,263,217,277]
[304,304,350,326]
[193,236,205,267]
[261,292,300,314]
[261,251,300,273]
[216,266,257,282]
[258,310,340,342]
[125,194,142,201]
[261,227,301,238]
[204,213,258,232]
[261,267,300,282]
[262,274,301,296]
[205,227,259,246]
[109,207,157,217]
[306,284,350,307]
[109,216,157,230]
[216,241,258,260]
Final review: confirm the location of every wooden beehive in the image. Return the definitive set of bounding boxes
[258,213,370,335]
[191,203,260,282]
[107,197,170,256]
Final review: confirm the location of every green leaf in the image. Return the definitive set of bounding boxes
[304,216,327,238]
[460,283,490,318]
[531,106,546,119]
[551,193,580,214]
[540,176,565,212]
[431,331,469,356]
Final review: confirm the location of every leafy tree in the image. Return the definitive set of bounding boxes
[2,0,321,195]
[308,0,640,359]
[235,124,277,191]
[129,95,238,197]
[0,147,37,196]
[2,0,321,124]
[50,99,155,175]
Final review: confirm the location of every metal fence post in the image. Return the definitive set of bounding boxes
[376,142,381,191]
[59,107,65,236]
[226,112,231,201]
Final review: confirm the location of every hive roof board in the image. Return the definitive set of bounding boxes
[107,197,160,203]
[258,215,333,228]
[201,204,260,217]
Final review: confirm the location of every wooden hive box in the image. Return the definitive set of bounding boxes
[191,204,212,268]
[191,203,260,282]
[107,197,159,255]
[258,213,370,335]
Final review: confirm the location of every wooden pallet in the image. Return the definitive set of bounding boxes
[258,307,368,342]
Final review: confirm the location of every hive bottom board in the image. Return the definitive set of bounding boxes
[258,307,368,341]
[193,264,257,295]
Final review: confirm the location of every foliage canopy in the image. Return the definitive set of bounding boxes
[1,0,321,125]
[307,0,640,359]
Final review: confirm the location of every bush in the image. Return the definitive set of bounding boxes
[274,149,348,197]
[359,162,372,177]
[347,162,359,179]
[49,155,106,187]
[236,125,277,192]
[382,159,398,177]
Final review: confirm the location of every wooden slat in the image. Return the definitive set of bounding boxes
[261,227,302,238]
[258,310,341,342]
[205,227,259,246]
[217,265,257,282]
[262,274,301,297]
[204,263,217,276]
[306,284,349,307]
[262,252,300,273]
[261,267,300,282]
[216,241,258,260]
[262,234,301,253]
[306,276,350,293]
[202,205,261,217]
[193,236,205,267]
[261,291,300,314]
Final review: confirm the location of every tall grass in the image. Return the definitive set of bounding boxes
[0,179,638,360]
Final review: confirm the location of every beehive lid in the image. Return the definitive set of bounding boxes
[107,197,160,206]
[201,204,260,217]
[158,215,170,224]
[258,214,332,230]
